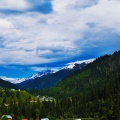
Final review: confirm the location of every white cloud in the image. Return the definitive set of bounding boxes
[0,76,25,84]
[31,67,46,71]
[0,0,31,11]
[82,0,120,33]
[31,66,59,72]
[0,0,120,65]
[0,76,17,81]
[66,58,95,66]
[0,19,13,29]
[52,0,98,13]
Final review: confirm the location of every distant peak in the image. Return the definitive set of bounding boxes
[64,58,95,70]
[28,69,54,80]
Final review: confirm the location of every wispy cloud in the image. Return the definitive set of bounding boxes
[0,0,120,66]
[31,66,59,72]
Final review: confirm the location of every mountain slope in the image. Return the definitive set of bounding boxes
[13,69,54,84]
[0,89,36,104]
[18,62,90,90]
[0,78,19,89]
[35,50,120,97]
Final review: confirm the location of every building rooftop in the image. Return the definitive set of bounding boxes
[2,115,12,119]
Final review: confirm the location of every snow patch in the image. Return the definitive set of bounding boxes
[64,58,95,69]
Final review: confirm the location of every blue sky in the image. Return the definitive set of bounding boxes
[0,0,120,81]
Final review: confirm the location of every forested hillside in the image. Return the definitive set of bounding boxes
[31,50,120,119]
[0,51,120,120]
[35,51,120,97]
[0,89,36,119]
[0,78,19,89]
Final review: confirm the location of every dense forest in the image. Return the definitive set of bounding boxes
[34,51,120,97]
[0,50,120,120]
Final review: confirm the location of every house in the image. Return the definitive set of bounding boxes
[41,118,49,120]
[1,115,12,120]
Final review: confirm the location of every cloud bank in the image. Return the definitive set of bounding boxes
[0,0,120,66]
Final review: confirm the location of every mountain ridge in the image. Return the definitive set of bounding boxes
[34,50,120,97]
[0,78,19,89]
[17,60,94,90]
[14,69,54,84]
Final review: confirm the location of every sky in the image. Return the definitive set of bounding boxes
[0,0,120,81]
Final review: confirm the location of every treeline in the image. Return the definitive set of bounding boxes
[0,72,120,120]
[28,50,120,120]
[0,51,120,120]
[33,51,120,97]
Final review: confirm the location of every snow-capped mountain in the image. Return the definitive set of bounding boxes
[14,69,54,84]
[26,69,54,80]
[1,59,95,85]
[18,59,94,84]
[17,59,95,90]
[64,58,95,69]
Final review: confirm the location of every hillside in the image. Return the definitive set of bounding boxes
[0,78,19,89]
[33,50,120,97]
[18,63,88,90]
[27,50,120,119]
[0,51,120,120]
[0,89,35,103]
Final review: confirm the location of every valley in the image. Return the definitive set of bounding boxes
[0,50,120,120]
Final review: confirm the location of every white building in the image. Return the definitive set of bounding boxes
[41,118,49,120]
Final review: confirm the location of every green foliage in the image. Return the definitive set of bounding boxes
[0,50,120,120]
[1,116,8,120]
[0,90,35,103]
[35,50,120,97]
[31,50,120,119]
